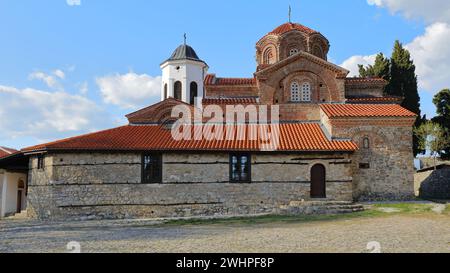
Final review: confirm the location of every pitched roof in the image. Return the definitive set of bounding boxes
[202,97,258,105]
[0,147,18,159]
[205,74,256,86]
[345,77,388,85]
[22,123,357,153]
[346,96,403,104]
[320,104,417,118]
[269,22,318,36]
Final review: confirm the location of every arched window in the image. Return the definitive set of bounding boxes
[301,82,311,102]
[174,81,182,100]
[263,47,275,65]
[291,81,300,102]
[363,137,370,149]
[164,83,168,99]
[289,48,299,56]
[190,82,198,105]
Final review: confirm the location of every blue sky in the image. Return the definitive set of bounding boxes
[0,0,449,149]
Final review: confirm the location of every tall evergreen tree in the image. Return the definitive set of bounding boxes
[387,41,423,156]
[358,53,390,84]
[431,89,450,159]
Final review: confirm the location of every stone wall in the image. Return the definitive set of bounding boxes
[415,168,450,199]
[27,152,353,220]
[321,115,416,201]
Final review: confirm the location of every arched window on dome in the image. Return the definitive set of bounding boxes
[291,81,300,102]
[289,48,299,56]
[174,81,182,100]
[301,82,311,102]
[190,81,198,105]
[263,47,275,65]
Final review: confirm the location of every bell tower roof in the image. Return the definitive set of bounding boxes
[162,44,207,66]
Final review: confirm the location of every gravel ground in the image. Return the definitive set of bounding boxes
[1,211,449,253]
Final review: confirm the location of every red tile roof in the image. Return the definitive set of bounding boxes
[202,97,258,105]
[269,23,318,35]
[345,77,388,85]
[320,104,417,118]
[22,123,357,153]
[0,147,18,159]
[346,96,403,104]
[205,74,256,86]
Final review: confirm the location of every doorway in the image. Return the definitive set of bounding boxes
[311,164,326,198]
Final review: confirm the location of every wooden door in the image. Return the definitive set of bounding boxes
[311,164,326,198]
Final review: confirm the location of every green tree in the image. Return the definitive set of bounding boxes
[431,89,450,159]
[414,121,449,170]
[387,40,423,156]
[358,53,390,83]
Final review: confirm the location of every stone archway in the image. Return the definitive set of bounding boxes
[311,164,326,198]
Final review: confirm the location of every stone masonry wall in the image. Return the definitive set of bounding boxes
[27,152,353,220]
[321,116,416,201]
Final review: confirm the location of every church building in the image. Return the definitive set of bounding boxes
[0,22,417,220]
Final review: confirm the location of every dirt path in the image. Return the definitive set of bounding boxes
[1,213,449,253]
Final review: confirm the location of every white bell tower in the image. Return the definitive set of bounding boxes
[160,36,208,105]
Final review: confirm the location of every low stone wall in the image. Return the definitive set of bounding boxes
[415,169,450,200]
[27,152,353,221]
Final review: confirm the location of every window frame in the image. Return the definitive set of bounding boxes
[301,82,312,102]
[290,81,300,102]
[363,137,370,149]
[229,153,252,183]
[141,153,163,184]
[37,155,45,170]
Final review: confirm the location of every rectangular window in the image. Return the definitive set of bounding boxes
[230,153,251,183]
[142,153,162,184]
[359,163,370,169]
[37,155,45,170]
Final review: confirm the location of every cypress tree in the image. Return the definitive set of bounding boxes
[358,53,390,84]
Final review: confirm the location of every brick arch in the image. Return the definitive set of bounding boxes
[349,128,388,149]
[263,58,343,102]
[273,71,332,104]
[279,32,308,59]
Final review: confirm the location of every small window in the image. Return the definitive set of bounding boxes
[291,81,300,102]
[164,83,168,99]
[363,137,370,149]
[289,48,299,56]
[230,153,251,183]
[37,155,45,170]
[263,47,275,65]
[142,154,162,184]
[301,82,311,102]
[359,163,370,169]
[190,82,198,105]
[174,81,182,100]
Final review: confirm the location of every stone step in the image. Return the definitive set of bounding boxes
[279,201,365,216]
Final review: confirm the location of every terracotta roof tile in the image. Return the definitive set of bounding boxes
[0,147,18,159]
[202,98,258,105]
[320,104,417,118]
[269,23,318,35]
[205,74,256,86]
[346,96,403,104]
[22,123,357,153]
[345,77,388,85]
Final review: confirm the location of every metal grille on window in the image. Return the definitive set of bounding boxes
[291,81,300,102]
[301,82,311,102]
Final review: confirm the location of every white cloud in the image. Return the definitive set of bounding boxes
[340,54,377,77]
[29,71,59,89]
[96,72,161,109]
[0,85,110,142]
[53,69,65,79]
[340,2,450,93]
[66,0,81,6]
[78,81,89,95]
[405,22,450,91]
[367,0,450,23]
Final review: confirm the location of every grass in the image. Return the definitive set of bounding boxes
[161,203,447,227]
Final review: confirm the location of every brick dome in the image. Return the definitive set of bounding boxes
[268,22,319,36]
